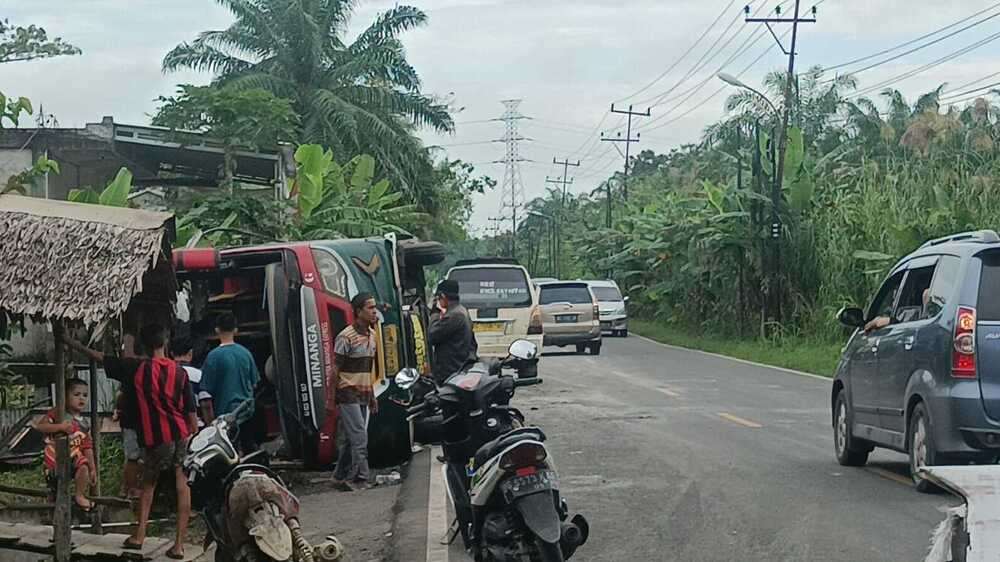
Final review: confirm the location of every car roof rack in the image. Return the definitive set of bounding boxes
[920,230,1000,249]
[454,257,522,267]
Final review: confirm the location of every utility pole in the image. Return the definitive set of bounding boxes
[547,158,580,206]
[488,216,507,256]
[745,0,815,324]
[496,100,529,260]
[546,158,580,278]
[602,104,650,202]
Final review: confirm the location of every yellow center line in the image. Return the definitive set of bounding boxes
[716,412,763,428]
[865,467,913,487]
[658,387,680,398]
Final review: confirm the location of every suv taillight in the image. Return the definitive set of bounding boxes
[593,300,600,319]
[528,306,543,335]
[952,306,977,378]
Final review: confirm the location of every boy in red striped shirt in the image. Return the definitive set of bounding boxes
[66,324,197,560]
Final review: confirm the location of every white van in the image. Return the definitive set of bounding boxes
[586,279,629,337]
[445,259,544,365]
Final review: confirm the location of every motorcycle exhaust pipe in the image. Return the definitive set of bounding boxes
[314,534,345,562]
[559,514,590,559]
[561,521,584,546]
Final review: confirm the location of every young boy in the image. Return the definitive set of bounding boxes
[37,378,96,512]
[171,336,210,427]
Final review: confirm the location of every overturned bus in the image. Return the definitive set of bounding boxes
[172,235,444,468]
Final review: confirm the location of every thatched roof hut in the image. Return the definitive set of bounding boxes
[0,194,176,326]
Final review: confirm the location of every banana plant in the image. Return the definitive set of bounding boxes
[67,167,134,206]
[758,126,815,215]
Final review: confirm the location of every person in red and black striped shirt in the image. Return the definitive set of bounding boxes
[66,324,198,560]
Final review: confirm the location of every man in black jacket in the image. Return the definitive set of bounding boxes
[428,279,478,384]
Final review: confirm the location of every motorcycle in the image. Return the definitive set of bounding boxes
[184,400,340,562]
[395,339,590,562]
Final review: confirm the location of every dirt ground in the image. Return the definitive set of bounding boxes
[281,465,408,562]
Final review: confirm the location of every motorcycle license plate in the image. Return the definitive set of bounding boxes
[501,470,558,500]
[555,315,578,323]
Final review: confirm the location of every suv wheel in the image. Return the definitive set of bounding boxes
[575,344,587,354]
[909,402,940,493]
[589,342,602,355]
[834,391,870,467]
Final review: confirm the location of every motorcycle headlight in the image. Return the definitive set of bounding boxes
[188,426,218,454]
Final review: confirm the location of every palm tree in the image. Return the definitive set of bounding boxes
[163,0,454,190]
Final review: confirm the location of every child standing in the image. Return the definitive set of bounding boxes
[37,378,96,512]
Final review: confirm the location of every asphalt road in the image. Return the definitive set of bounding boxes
[455,335,958,562]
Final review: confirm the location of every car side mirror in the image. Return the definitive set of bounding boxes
[623,296,630,303]
[837,307,865,328]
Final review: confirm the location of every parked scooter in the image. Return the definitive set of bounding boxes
[396,339,589,562]
[184,400,334,562]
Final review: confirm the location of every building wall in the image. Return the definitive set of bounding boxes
[0,149,34,195]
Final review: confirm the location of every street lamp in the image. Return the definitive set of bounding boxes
[718,72,783,325]
[717,73,779,117]
[528,211,557,278]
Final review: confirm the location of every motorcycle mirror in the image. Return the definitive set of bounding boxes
[394,368,421,390]
[507,339,538,361]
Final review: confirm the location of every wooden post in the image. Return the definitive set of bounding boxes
[88,359,103,535]
[51,320,72,562]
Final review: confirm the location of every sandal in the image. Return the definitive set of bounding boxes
[165,547,185,560]
[122,537,143,550]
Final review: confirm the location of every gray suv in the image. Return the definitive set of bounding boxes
[833,230,1000,492]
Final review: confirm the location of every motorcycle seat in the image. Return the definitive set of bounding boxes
[473,426,547,470]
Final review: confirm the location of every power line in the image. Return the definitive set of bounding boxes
[822,7,1000,86]
[642,32,784,133]
[437,139,503,147]
[641,25,777,132]
[941,80,1000,102]
[944,69,1000,96]
[823,2,1000,73]
[635,0,790,108]
[851,29,1000,99]
[614,0,741,104]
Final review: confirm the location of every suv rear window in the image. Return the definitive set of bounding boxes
[591,286,622,302]
[448,267,532,309]
[540,284,592,305]
[979,253,1000,320]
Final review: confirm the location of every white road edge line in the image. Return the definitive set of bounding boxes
[632,334,831,382]
[426,446,449,562]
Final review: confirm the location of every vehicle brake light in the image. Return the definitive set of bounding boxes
[528,306,543,335]
[500,443,547,471]
[592,300,600,319]
[953,306,977,378]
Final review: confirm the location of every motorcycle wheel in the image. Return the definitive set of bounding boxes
[534,535,565,562]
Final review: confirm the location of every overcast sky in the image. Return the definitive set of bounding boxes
[6,0,1000,232]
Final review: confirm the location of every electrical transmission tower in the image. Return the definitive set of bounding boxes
[496,99,529,258]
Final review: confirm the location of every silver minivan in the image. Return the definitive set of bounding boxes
[586,280,629,337]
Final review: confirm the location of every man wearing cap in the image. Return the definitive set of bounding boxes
[428,279,478,384]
